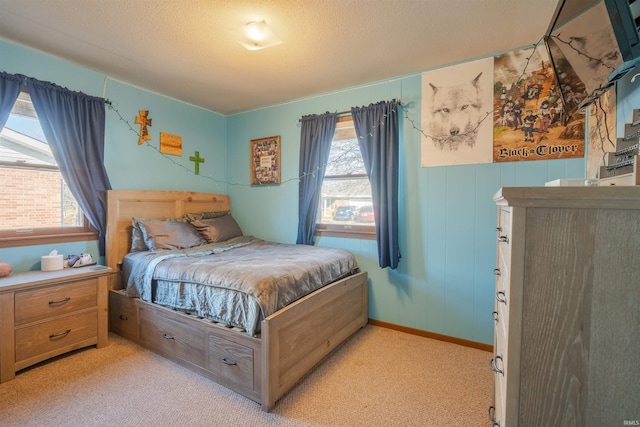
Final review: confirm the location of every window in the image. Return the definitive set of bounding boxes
[315,116,375,239]
[0,91,96,247]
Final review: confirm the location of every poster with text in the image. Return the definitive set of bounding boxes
[493,45,584,162]
[421,57,494,167]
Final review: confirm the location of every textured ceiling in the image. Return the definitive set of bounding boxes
[0,0,560,115]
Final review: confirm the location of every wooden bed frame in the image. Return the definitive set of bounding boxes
[105,190,368,411]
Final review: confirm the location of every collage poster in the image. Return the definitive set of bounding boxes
[492,45,584,163]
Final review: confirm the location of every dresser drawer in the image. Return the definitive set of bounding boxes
[490,331,506,426]
[109,290,138,340]
[498,207,511,233]
[15,309,98,365]
[491,333,506,425]
[494,314,507,360]
[493,369,505,426]
[495,257,510,330]
[15,279,97,326]
[139,307,206,368]
[208,334,254,390]
[497,211,512,269]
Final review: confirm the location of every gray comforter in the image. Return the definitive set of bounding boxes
[123,236,359,335]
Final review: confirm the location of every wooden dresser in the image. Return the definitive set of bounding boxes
[490,187,640,427]
[0,266,112,383]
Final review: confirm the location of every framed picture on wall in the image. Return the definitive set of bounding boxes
[250,135,281,185]
[420,57,494,167]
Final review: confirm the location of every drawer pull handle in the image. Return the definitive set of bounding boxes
[49,329,71,340]
[221,358,237,366]
[119,314,128,320]
[495,226,502,232]
[488,405,501,426]
[493,268,501,276]
[496,291,507,305]
[490,355,504,375]
[498,235,509,243]
[492,311,499,322]
[48,297,71,306]
[162,333,175,340]
[488,405,496,420]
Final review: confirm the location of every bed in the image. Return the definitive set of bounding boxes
[105,190,368,411]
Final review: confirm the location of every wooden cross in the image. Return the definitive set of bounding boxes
[134,110,152,145]
[189,151,205,175]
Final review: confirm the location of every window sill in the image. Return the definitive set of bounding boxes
[0,231,99,248]
[315,224,376,240]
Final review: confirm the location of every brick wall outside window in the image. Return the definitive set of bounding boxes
[0,168,65,229]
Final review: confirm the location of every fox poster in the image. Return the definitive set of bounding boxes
[421,57,494,167]
[492,45,584,162]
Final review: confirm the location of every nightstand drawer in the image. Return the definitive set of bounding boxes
[15,309,98,366]
[208,334,254,390]
[15,279,97,326]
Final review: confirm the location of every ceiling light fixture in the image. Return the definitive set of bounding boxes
[232,20,282,51]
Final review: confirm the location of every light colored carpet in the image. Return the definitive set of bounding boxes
[0,325,492,426]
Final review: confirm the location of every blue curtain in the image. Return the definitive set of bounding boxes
[0,72,23,129]
[27,77,112,255]
[296,112,337,245]
[351,100,400,269]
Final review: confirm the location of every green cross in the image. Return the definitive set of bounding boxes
[189,151,205,175]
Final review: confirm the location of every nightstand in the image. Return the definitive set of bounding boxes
[0,265,112,383]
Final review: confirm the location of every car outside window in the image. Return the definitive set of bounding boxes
[315,116,375,240]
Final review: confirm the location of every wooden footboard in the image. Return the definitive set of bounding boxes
[261,270,368,411]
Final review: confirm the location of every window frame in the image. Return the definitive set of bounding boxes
[314,116,376,240]
[0,90,98,248]
[0,226,98,248]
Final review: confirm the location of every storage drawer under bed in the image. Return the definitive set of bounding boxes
[139,306,207,368]
[109,290,138,340]
[208,334,254,390]
[108,289,261,401]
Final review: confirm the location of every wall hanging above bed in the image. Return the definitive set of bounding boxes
[250,135,281,185]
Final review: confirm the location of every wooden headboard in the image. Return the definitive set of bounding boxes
[105,190,230,289]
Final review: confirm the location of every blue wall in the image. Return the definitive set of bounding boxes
[7,38,637,345]
[227,74,587,345]
[0,40,227,271]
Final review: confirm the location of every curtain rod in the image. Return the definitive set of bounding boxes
[298,100,401,123]
[298,110,349,123]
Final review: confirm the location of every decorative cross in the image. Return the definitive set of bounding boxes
[189,151,205,175]
[134,110,152,145]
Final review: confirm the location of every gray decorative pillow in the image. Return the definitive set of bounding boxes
[130,218,148,252]
[191,213,243,243]
[137,218,207,251]
[184,210,230,222]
